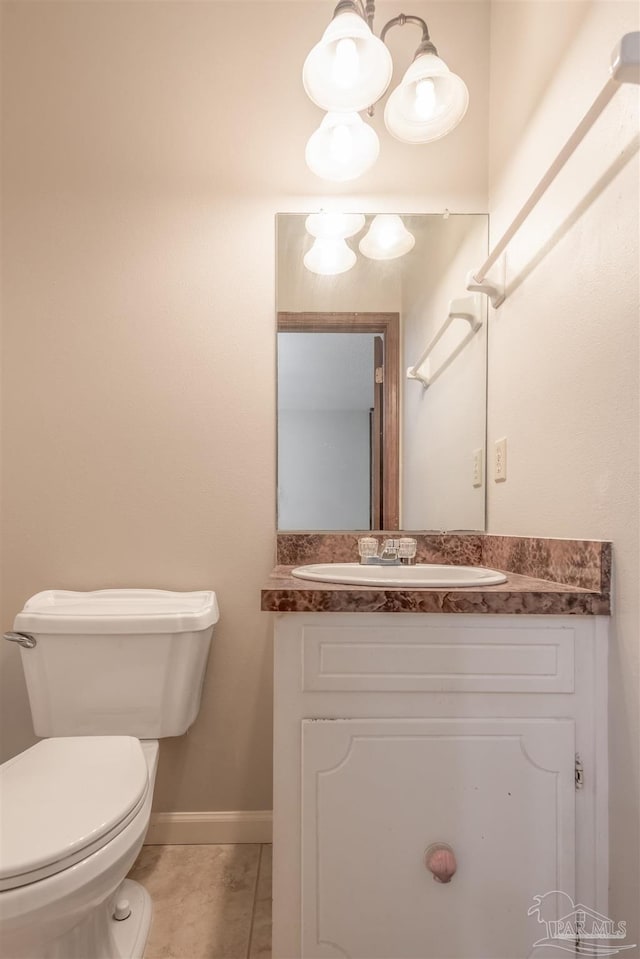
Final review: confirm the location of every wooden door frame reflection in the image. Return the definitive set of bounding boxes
[277,311,400,530]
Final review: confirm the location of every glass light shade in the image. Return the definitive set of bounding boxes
[384,52,469,144]
[305,112,379,182]
[359,214,415,260]
[304,237,357,275]
[302,11,393,112]
[305,212,366,239]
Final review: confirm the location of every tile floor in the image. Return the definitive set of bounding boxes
[128,844,272,959]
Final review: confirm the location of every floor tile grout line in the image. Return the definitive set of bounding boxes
[245,843,264,959]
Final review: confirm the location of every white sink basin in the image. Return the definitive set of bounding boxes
[291,563,508,588]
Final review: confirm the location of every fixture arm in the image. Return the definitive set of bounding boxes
[335,0,378,32]
[331,1,436,54]
[364,0,375,29]
[332,0,368,21]
[380,14,437,56]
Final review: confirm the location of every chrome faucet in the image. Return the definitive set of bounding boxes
[358,536,417,566]
[380,538,401,561]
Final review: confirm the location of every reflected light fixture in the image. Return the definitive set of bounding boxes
[359,214,415,260]
[305,112,379,181]
[305,212,366,238]
[304,236,357,275]
[303,2,469,179]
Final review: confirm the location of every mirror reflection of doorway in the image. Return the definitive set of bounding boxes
[277,312,399,530]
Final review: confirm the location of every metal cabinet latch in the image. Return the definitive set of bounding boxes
[575,754,584,790]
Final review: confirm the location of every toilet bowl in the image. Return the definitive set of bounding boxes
[0,588,219,959]
[0,739,158,959]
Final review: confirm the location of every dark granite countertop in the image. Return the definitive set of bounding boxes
[260,534,612,615]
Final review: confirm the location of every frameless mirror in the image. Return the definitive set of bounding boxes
[276,213,488,532]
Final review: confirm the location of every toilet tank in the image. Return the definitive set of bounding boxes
[11,589,219,738]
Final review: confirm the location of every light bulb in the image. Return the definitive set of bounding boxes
[302,11,393,113]
[333,37,359,88]
[305,112,379,182]
[384,52,469,144]
[414,78,437,120]
[304,237,357,275]
[305,213,365,240]
[359,215,415,260]
[330,122,353,163]
[377,224,397,251]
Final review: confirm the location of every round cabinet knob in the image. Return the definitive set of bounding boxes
[113,899,132,921]
[425,843,457,883]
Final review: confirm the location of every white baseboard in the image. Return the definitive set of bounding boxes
[145,810,273,845]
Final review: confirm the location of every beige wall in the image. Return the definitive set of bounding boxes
[486,0,640,940]
[0,0,490,810]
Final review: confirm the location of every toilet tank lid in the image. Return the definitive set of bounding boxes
[14,589,220,634]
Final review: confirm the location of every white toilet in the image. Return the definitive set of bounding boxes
[0,588,219,959]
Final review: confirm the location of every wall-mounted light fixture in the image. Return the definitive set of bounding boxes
[303,0,469,181]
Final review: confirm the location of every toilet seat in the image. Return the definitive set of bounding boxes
[0,736,149,892]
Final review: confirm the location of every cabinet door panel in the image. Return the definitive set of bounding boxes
[301,718,575,959]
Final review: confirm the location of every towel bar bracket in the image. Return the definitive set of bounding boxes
[466,260,505,309]
[611,31,640,84]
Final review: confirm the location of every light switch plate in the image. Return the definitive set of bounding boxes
[494,437,507,482]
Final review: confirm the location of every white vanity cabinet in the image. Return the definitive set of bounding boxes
[272,612,608,959]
